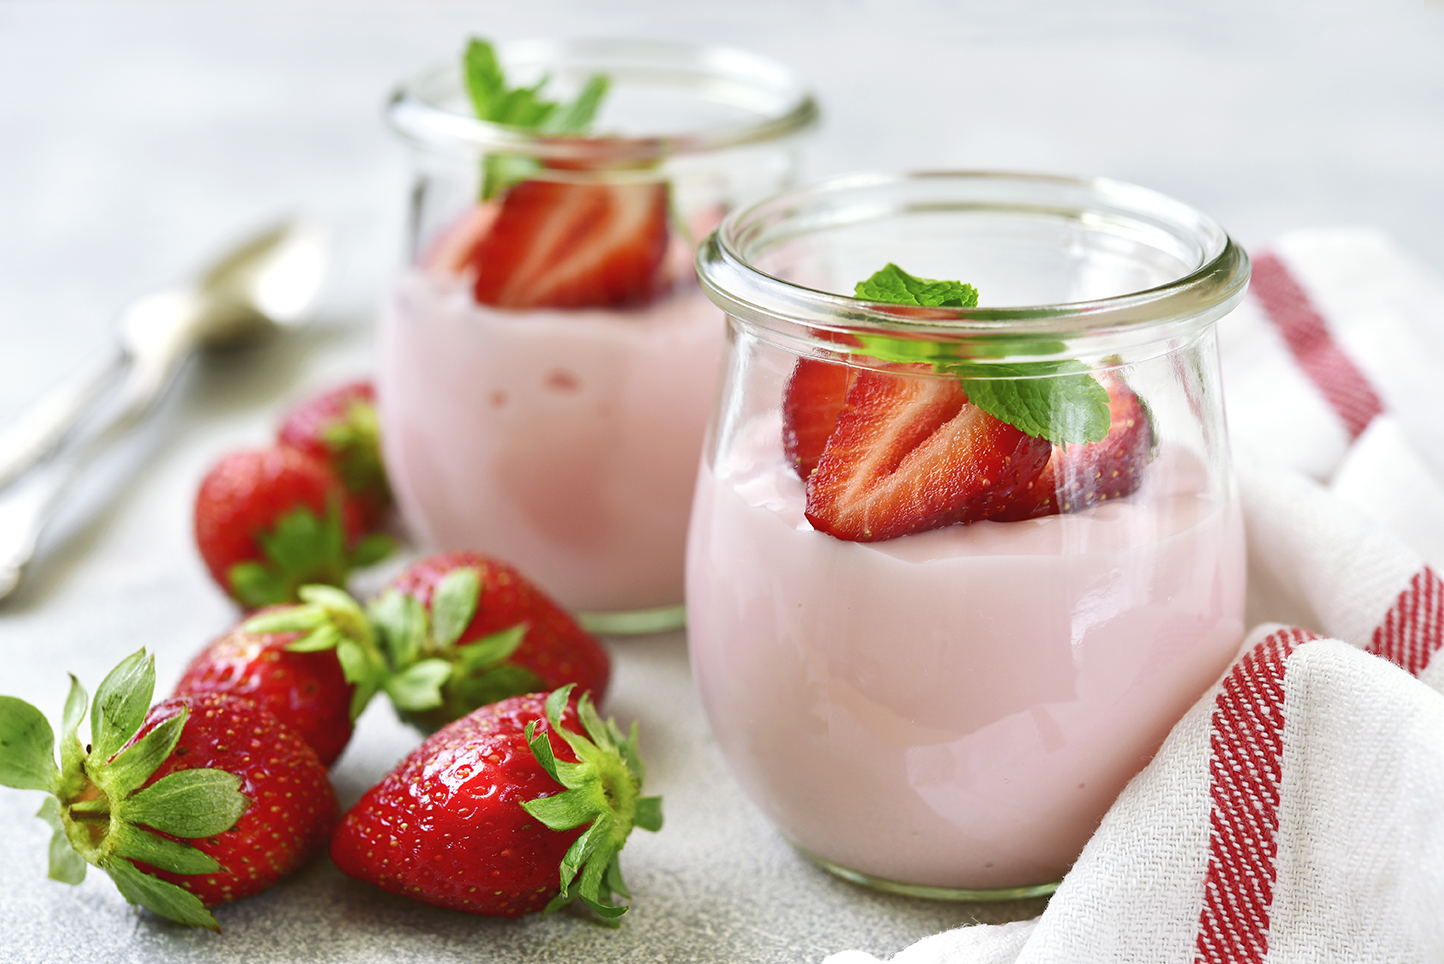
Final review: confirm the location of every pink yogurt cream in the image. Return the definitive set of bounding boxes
[686,414,1246,890]
[378,270,724,614]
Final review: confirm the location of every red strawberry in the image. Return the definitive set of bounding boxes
[989,377,1156,521]
[782,357,858,480]
[277,380,392,528]
[173,608,357,766]
[462,179,671,309]
[371,551,611,731]
[193,445,390,608]
[0,649,337,929]
[804,368,1052,541]
[330,686,661,920]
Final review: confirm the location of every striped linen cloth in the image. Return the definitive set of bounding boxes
[827,228,1444,964]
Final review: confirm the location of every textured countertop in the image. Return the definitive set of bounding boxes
[1,1,1442,961]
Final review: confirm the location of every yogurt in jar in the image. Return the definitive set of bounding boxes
[379,269,723,614]
[685,414,1246,890]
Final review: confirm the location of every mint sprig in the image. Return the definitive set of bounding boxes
[463,37,610,199]
[852,265,1111,445]
[854,263,979,308]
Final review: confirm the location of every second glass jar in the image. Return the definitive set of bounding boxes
[379,38,817,633]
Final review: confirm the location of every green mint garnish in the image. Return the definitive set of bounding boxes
[852,265,1111,445]
[854,263,979,308]
[462,38,610,199]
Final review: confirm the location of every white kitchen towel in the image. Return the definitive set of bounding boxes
[825,229,1444,964]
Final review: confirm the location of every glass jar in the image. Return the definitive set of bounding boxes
[380,38,817,634]
[688,171,1249,898]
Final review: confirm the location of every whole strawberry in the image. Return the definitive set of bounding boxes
[372,551,611,731]
[330,686,661,920]
[174,601,362,766]
[277,380,392,528]
[0,649,338,929]
[194,445,391,608]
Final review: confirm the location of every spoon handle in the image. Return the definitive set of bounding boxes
[0,349,126,491]
[0,299,197,601]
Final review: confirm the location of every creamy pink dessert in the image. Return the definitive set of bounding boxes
[379,270,723,614]
[686,414,1246,890]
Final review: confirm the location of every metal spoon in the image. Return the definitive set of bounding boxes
[0,218,328,600]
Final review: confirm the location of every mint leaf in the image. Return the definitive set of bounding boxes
[855,264,979,308]
[958,365,1111,444]
[851,266,1111,444]
[462,37,610,199]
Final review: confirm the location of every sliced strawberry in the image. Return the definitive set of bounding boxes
[804,368,1052,542]
[990,377,1155,521]
[421,202,500,276]
[782,358,858,480]
[465,179,671,309]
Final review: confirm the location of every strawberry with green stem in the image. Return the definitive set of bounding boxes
[174,603,364,766]
[329,685,661,920]
[248,552,610,732]
[0,649,337,930]
[277,380,392,528]
[194,445,392,608]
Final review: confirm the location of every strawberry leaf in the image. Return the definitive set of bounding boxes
[0,696,58,791]
[382,660,452,712]
[37,796,87,884]
[245,607,326,634]
[453,664,546,710]
[123,769,248,838]
[229,562,290,609]
[111,823,222,876]
[104,858,220,931]
[57,676,88,790]
[90,650,154,762]
[368,591,428,670]
[431,568,481,649]
[105,712,185,792]
[351,533,394,569]
[455,624,527,671]
[633,795,664,833]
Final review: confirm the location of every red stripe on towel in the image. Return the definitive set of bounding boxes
[1367,566,1443,678]
[1250,252,1384,440]
[1194,626,1319,964]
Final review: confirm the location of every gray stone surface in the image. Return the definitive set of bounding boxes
[1,1,1441,960]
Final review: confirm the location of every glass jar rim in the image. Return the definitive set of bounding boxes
[386,36,819,164]
[696,170,1250,351]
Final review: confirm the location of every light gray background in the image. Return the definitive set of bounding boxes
[1,1,1441,961]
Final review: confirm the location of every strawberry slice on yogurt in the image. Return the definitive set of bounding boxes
[802,368,1052,541]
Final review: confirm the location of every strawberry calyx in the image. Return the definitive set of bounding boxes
[522,685,663,922]
[0,650,250,930]
[244,585,388,721]
[367,566,546,730]
[227,499,393,609]
[246,572,548,731]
